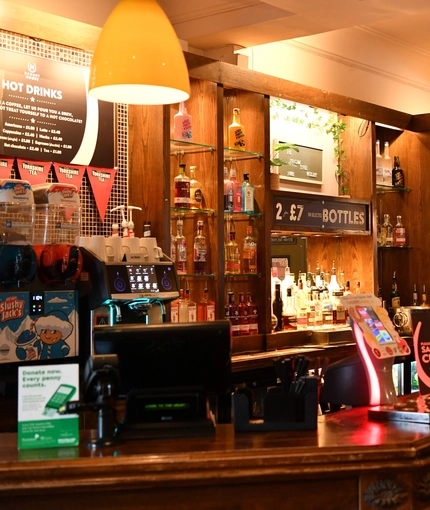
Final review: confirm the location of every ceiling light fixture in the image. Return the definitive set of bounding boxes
[88,0,190,105]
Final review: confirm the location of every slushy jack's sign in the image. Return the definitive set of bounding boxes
[272,193,370,233]
[0,48,114,168]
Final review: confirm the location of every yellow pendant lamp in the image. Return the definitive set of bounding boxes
[89,0,190,105]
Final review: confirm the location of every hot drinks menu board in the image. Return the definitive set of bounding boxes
[0,48,114,168]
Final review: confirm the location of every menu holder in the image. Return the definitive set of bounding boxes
[232,379,318,432]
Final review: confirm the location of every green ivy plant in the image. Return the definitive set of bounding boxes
[270,141,299,168]
[270,99,349,194]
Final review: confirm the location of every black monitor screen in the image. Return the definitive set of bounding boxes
[93,320,232,423]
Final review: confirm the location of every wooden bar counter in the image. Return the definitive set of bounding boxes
[1,404,430,510]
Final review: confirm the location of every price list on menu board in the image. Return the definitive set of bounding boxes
[272,193,370,233]
[0,48,114,168]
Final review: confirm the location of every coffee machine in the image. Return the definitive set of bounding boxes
[78,242,180,360]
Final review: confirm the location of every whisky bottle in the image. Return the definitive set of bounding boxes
[174,163,190,208]
[382,214,393,247]
[242,226,257,273]
[393,215,406,247]
[242,173,254,213]
[193,220,207,274]
[375,140,384,185]
[273,283,283,332]
[175,218,187,274]
[228,108,245,150]
[390,271,400,308]
[189,165,203,209]
[392,156,405,188]
[225,231,240,274]
[226,292,240,336]
[246,293,259,335]
[173,101,192,141]
[382,141,392,186]
[197,284,215,322]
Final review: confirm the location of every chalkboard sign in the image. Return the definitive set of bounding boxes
[272,193,370,233]
[0,48,114,168]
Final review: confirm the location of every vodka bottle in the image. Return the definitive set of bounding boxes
[393,215,406,247]
[189,165,203,209]
[228,107,245,150]
[238,292,250,335]
[175,218,187,274]
[223,166,233,212]
[193,220,207,274]
[225,231,240,274]
[174,163,190,208]
[382,214,393,247]
[242,173,254,213]
[382,141,392,186]
[247,292,259,335]
[375,140,384,185]
[197,284,215,322]
[242,226,257,273]
[173,101,192,141]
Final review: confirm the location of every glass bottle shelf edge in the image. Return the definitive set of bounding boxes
[376,184,412,192]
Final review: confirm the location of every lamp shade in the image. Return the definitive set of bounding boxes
[89,0,190,105]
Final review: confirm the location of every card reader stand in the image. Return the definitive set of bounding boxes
[119,386,216,439]
[232,383,318,432]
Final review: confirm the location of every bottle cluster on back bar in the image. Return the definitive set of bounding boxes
[223,169,254,213]
[225,291,258,336]
[171,281,215,323]
[378,213,406,247]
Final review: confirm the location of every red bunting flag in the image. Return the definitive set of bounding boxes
[52,162,86,191]
[15,158,51,186]
[0,156,14,179]
[86,166,117,222]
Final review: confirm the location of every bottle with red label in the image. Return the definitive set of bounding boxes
[174,163,190,208]
[225,292,240,336]
[238,292,250,335]
[393,215,406,247]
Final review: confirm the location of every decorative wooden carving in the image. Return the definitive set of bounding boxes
[363,478,408,508]
[415,471,430,502]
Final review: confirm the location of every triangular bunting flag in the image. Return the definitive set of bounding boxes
[52,162,86,191]
[0,156,14,179]
[15,158,51,186]
[86,166,117,222]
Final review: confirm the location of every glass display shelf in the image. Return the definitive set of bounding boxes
[171,207,215,215]
[224,273,264,278]
[378,245,412,250]
[224,211,263,218]
[177,273,216,278]
[170,140,216,155]
[223,147,263,161]
[376,184,412,193]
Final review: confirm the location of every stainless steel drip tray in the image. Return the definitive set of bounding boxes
[368,394,430,425]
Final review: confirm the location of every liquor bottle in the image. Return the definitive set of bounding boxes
[307,291,316,329]
[238,292,250,335]
[376,214,382,247]
[273,283,283,332]
[322,290,334,326]
[382,214,393,247]
[197,284,215,322]
[344,281,352,295]
[229,168,242,212]
[390,271,400,308]
[282,288,297,330]
[393,215,406,247]
[422,285,428,307]
[226,292,240,336]
[175,218,187,274]
[189,165,203,209]
[223,166,233,212]
[225,231,240,274]
[173,101,192,141]
[333,292,346,325]
[181,286,197,322]
[392,156,405,188]
[413,283,418,306]
[179,287,189,323]
[170,288,183,323]
[242,226,257,273]
[143,220,151,237]
[174,163,190,208]
[375,140,384,185]
[382,141,392,186]
[169,220,176,262]
[313,291,323,327]
[296,293,308,330]
[247,292,259,335]
[242,173,254,213]
[228,107,245,150]
[355,281,361,294]
[327,260,340,296]
[193,220,207,274]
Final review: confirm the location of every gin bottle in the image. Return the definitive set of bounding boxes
[193,220,207,274]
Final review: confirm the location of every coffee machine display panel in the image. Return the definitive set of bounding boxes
[105,263,178,300]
